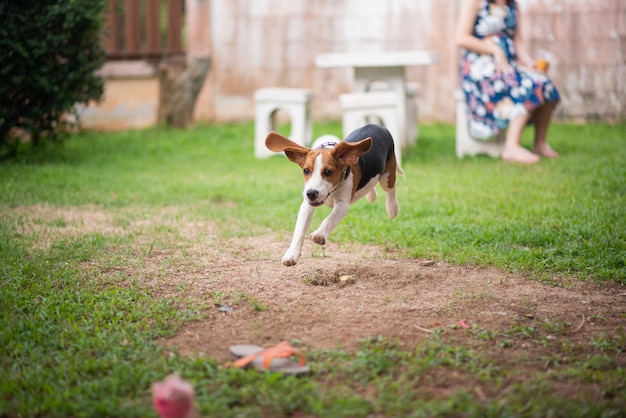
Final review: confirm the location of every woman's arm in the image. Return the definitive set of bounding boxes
[456,0,511,72]
[512,9,534,67]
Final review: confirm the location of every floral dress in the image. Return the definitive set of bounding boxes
[459,0,560,140]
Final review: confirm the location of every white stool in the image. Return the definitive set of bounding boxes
[455,89,505,158]
[254,88,313,158]
[366,81,420,148]
[340,91,402,164]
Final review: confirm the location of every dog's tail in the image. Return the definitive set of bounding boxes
[396,164,406,180]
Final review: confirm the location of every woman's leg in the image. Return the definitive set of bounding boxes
[502,112,540,164]
[532,101,559,158]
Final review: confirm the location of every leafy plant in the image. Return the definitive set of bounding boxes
[0,0,107,158]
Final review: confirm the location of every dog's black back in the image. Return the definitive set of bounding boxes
[344,124,395,190]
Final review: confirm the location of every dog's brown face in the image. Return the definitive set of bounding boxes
[299,149,349,206]
[265,131,372,206]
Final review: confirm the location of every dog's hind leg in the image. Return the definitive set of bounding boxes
[384,187,399,219]
[379,172,399,219]
[366,188,378,203]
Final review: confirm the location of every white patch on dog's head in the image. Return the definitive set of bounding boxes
[310,134,341,150]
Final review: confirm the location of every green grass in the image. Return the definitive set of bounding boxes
[2,121,624,281]
[1,121,625,417]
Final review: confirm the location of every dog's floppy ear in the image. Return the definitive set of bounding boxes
[332,137,372,166]
[265,131,310,165]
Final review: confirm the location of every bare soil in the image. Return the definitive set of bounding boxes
[157,232,625,362]
[12,205,626,384]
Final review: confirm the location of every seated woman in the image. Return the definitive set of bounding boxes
[456,0,561,164]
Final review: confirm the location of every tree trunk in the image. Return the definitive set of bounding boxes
[157,56,211,128]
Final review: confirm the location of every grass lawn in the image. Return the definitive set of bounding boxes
[1,121,624,417]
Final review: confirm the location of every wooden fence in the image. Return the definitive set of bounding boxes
[104,0,185,60]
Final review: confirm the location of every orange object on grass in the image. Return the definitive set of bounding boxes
[232,341,306,369]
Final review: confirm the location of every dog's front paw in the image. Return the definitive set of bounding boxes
[309,232,327,246]
[281,249,300,266]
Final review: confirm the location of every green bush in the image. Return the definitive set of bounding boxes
[0,0,107,158]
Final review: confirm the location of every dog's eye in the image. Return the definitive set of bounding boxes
[303,168,310,175]
[323,169,332,177]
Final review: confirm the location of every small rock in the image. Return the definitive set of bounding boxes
[217,305,233,313]
[339,275,355,286]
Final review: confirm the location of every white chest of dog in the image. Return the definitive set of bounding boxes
[265,124,404,266]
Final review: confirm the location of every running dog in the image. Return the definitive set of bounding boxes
[265,124,404,266]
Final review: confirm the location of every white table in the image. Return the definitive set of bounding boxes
[315,50,438,145]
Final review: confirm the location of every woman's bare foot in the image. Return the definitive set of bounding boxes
[502,146,540,164]
[533,143,559,158]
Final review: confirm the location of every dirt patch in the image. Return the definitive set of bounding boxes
[7,204,625,370]
[157,233,624,363]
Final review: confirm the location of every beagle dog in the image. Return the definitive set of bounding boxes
[265,124,404,266]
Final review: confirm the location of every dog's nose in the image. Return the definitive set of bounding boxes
[306,189,319,201]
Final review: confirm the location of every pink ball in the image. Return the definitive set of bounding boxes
[151,375,194,418]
